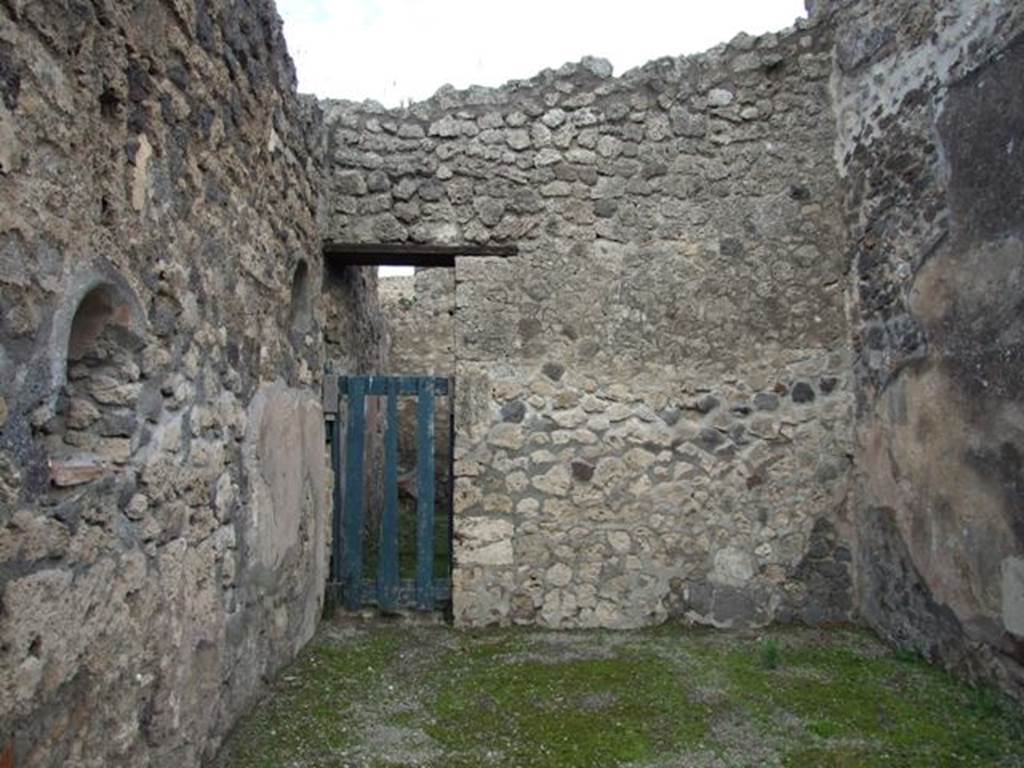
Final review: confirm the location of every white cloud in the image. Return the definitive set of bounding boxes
[275,0,808,106]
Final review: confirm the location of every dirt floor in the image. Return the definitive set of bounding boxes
[213,618,1024,768]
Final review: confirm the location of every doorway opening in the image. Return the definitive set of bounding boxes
[321,241,515,615]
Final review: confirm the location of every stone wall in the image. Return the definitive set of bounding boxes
[378,269,455,377]
[815,0,1024,699]
[321,20,857,629]
[0,1,371,764]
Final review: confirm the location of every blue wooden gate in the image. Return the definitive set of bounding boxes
[326,375,453,612]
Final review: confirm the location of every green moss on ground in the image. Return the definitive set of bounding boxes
[786,649,1024,766]
[427,646,709,766]
[215,628,404,768]
[688,629,1024,767]
[215,623,1024,768]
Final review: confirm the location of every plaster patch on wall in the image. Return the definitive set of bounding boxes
[0,103,20,174]
[712,547,756,587]
[243,382,326,576]
[1003,556,1024,637]
[131,134,152,212]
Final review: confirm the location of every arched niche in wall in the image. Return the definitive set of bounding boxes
[43,270,146,486]
[288,258,313,338]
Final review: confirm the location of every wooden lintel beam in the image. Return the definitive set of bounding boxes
[322,241,518,267]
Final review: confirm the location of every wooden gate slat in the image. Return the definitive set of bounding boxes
[415,378,436,611]
[342,377,449,395]
[342,376,367,610]
[378,379,400,612]
[330,403,343,583]
[446,380,456,585]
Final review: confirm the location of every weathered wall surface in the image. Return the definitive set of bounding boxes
[0,1,344,764]
[816,0,1024,699]
[322,21,857,630]
[323,261,387,375]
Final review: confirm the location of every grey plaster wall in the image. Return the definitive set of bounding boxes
[815,0,1024,700]
[0,1,367,764]
[321,21,857,630]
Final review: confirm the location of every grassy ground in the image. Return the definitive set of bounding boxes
[360,495,450,580]
[213,620,1024,768]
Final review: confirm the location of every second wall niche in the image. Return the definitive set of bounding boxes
[289,259,313,338]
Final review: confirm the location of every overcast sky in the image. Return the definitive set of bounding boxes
[275,0,808,106]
